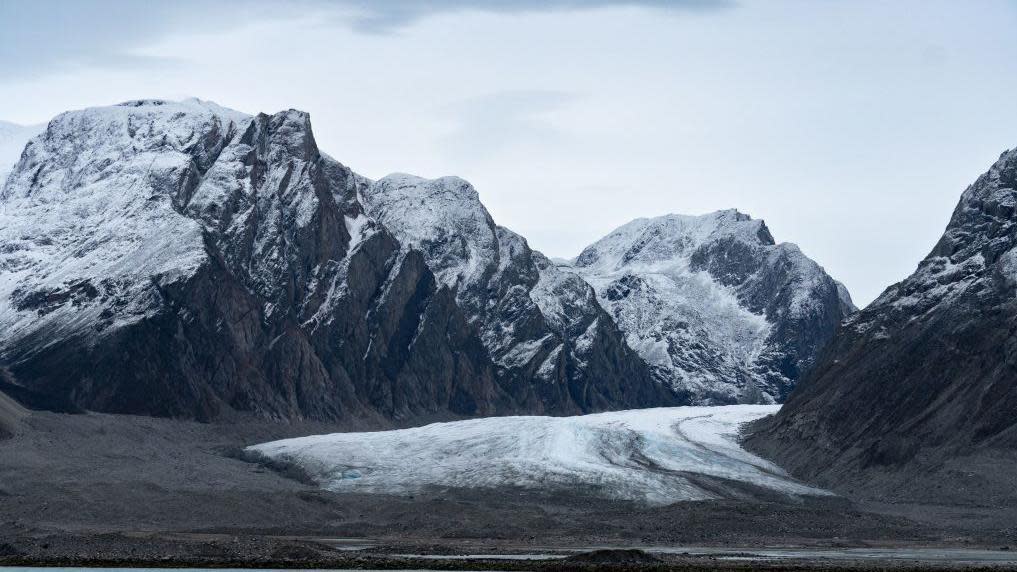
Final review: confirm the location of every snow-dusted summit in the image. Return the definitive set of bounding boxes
[571,211,855,404]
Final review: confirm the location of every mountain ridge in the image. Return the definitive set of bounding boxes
[0,99,510,422]
[0,98,853,421]
[360,171,683,414]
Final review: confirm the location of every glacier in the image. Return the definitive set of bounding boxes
[247,404,828,504]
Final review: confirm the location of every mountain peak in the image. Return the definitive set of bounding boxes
[573,208,853,404]
[359,170,677,412]
[0,98,513,421]
[363,173,495,289]
[574,210,775,273]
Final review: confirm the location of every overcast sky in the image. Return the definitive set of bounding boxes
[2,0,1016,306]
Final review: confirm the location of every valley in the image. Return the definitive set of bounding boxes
[1,98,1016,570]
[1,404,1015,569]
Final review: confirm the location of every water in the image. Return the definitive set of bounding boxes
[4,546,1017,569]
[394,546,1017,565]
[0,565,445,569]
[653,546,1017,564]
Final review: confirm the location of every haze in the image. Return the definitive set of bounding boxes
[2,0,1016,306]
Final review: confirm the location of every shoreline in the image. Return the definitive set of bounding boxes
[4,534,1017,571]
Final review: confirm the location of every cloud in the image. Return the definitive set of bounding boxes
[332,0,733,34]
[441,90,580,161]
[0,0,277,80]
[0,0,732,80]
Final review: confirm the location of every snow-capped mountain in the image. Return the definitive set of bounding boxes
[361,174,681,414]
[571,211,856,404]
[248,404,828,504]
[0,99,513,421]
[749,147,1017,487]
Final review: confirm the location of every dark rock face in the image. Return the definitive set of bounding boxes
[748,148,1017,487]
[0,101,507,422]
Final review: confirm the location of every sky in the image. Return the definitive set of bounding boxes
[1,0,1016,307]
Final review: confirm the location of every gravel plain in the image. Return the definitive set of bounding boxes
[1,407,1015,570]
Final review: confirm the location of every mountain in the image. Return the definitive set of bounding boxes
[571,211,856,404]
[0,100,512,421]
[360,174,680,414]
[0,99,856,421]
[0,99,682,422]
[747,148,1017,498]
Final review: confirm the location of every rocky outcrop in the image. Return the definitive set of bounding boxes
[571,211,855,404]
[747,148,1017,489]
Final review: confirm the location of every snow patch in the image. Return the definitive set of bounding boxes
[344,213,372,252]
[0,101,241,346]
[361,173,496,289]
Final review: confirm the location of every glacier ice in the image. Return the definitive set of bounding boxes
[248,404,828,504]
